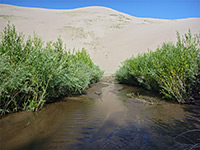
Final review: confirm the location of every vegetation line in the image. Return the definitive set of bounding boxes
[116,30,200,103]
[0,23,104,115]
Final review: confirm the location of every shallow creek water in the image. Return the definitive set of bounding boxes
[0,78,200,150]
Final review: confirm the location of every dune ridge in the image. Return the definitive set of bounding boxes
[0,4,200,75]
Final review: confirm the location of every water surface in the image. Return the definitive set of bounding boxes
[0,78,199,150]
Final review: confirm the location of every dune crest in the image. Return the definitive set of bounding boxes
[1,4,200,75]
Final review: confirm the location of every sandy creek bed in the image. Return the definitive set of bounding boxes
[0,78,200,150]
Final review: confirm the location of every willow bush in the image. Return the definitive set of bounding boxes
[0,24,103,115]
[116,30,200,103]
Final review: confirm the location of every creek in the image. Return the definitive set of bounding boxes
[0,78,199,150]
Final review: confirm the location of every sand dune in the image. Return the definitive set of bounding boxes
[0,4,200,75]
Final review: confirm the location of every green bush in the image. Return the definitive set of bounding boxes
[116,30,200,103]
[0,24,103,115]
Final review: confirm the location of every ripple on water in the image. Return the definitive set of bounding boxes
[0,80,199,150]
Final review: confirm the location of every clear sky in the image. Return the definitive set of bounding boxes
[0,0,200,19]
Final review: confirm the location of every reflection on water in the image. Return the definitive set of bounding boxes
[0,78,199,150]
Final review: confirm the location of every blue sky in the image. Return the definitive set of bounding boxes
[0,0,200,19]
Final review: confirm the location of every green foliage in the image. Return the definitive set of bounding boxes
[0,23,103,115]
[116,30,200,103]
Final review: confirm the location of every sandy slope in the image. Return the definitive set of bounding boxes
[0,4,200,75]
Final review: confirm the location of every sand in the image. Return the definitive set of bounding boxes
[0,4,200,75]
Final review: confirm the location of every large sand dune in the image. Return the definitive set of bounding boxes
[1,4,200,75]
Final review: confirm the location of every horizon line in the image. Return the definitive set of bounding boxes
[1,3,200,20]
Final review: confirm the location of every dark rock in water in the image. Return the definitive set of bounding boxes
[82,91,87,95]
[95,91,102,95]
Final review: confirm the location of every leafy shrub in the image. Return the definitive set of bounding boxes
[116,30,200,103]
[0,23,103,115]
